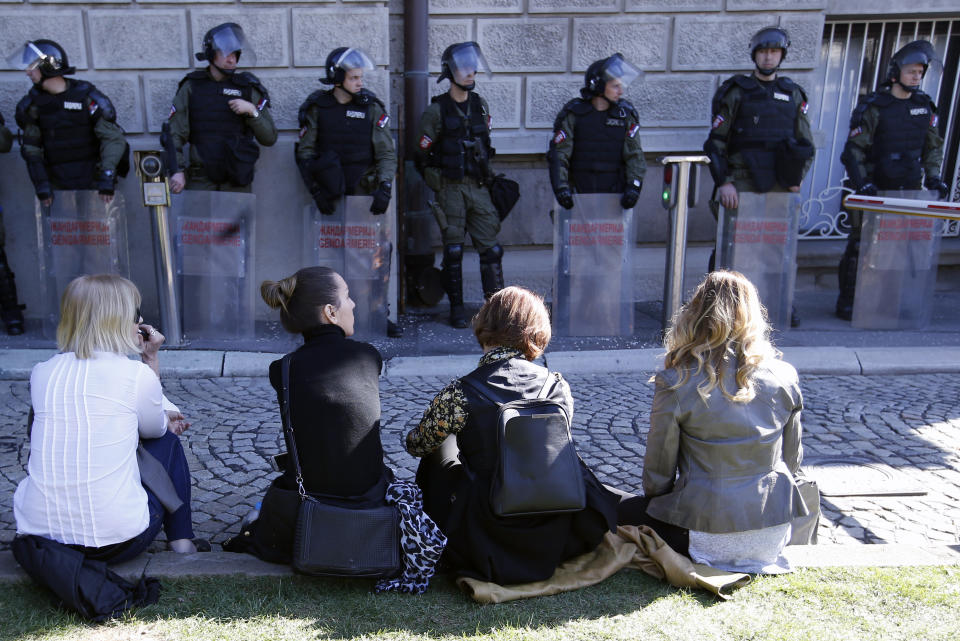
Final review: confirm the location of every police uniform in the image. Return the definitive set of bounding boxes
[16,78,128,200]
[0,116,25,334]
[704,74,813,196]
[416,92,499,252]
[547,97,646,197]
[835,87,945,317]
[168,68,277,192]
[295,88,395,200]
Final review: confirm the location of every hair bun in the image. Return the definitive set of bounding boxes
[260,277,296,310]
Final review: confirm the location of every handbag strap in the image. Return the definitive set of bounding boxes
[279,354,309,500]
[459,368,555,406]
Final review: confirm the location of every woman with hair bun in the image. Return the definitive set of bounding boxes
[231,267,444,592]
[641,270,809,574]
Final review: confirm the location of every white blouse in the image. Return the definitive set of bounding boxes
[14,351,177,548]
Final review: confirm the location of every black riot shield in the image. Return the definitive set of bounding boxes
[552,193,634,336]
[304,196,392,338]
[169,191,256,339]
[716,191,800,330]
[35,191,130,337]
[852,190,941,330]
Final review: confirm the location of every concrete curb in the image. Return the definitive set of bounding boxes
[1,545,958,583]
[4,346,960,381]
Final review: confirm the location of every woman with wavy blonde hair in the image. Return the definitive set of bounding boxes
[642,271,809,574]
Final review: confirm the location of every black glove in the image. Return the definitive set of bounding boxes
[370,181,392,215]
[856,183,878,196]
[925,175,949,200]
[620,179,642,209]
[312,191,336,215]
[555,188,574,210]
[95,169,115,196]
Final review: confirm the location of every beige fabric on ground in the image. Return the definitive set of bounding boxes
[455,525,751,603]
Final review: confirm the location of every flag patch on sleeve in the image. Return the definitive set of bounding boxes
[553,130,566,145]
[376,114,389,128]
[419,134,433,149]
[801,101,809,114]
[627,124,639,138]
[931,114,939,127]
[711,114,725,130]
[169,104,176,118]
[88,101,99,116]
[848,126,862,138]
[299,126,307,139]
[257,97,269,111]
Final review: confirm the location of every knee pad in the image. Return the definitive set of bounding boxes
[443,243,463,265]
[479,243,503,264]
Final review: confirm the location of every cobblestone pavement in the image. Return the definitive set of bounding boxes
[1,372,958,549]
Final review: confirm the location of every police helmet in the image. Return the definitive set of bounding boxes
[887,40,936,85]
[582,53,641,98]
[196,23,257,67]
[438,42,490,88]
[7,40,75,78]
[321,47,375,85]
[750,26,790,62]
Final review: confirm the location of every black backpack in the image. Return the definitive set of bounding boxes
[460,373,586,517]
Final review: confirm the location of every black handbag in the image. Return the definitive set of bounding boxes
[279,355,401,577]
[460,372,586,517]
[488,173,520,221]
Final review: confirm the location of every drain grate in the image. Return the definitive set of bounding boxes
[801,456,927,497]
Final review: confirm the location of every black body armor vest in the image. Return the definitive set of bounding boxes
[866,91,933,189]
[727,75,803,192]
[429,93,491,180]
[182,71,261,185]
[299,90,376,194]
[31,80,100,189]
[457,358,562,475]
[569,101,630,193]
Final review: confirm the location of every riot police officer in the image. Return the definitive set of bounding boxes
[548,53,646,210]
[296,47,401,337]
[703,26,814,326]
[11,40,129,207]
[166,23,277,193]
[836,40,947,320]
[0,115,25,334]
[415,42,502,328]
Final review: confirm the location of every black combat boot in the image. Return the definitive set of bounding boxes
[479,243,505,300]
[835,237,859,321]
[0,248,25,336]
[442,243,468,328]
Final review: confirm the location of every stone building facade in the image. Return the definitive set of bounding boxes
[0,0,955,321]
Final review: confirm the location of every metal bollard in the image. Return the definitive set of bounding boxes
[659,155,710,331]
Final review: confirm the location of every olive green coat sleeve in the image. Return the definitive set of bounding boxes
[167,82,192,172]
[247,85,278,147]
[369,101,396,185]
[549,110,577,192]
[623,111,646,185]
[90,97,128,175]
[295,103,319,165]
[415,102,443,190]
[793,86,814,183]
[0,120,12,154]
[705,86,739,186]
[923,113,945,179]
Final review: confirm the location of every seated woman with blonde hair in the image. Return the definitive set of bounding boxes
[14,274,198,562]
[642,270,808,574]
[406,286,619,584]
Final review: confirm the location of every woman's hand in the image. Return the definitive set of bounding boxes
[166,410,191,436]
[138,323,164,377]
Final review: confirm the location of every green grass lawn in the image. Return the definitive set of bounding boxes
[1,566,957,641]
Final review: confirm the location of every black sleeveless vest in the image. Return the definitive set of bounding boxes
[32,80,100,188]
[299,90,376,194]
[868,91,934,189]
[429,93,491,180]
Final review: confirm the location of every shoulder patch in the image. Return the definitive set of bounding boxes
[931,113,939,128]
[711,114,725,129]
[627,123,640,138]
[376,113,389,128]
[848,126,862,139]
[419,134,433,150]
[552,129,567,145]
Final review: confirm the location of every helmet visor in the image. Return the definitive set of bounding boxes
[7,42,53,71]
[602,55,642,90]
[335,48,375,72]
[448,43,490,83]
[210,24,256,67]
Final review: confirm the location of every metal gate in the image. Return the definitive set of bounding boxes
[801,18,960,239]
